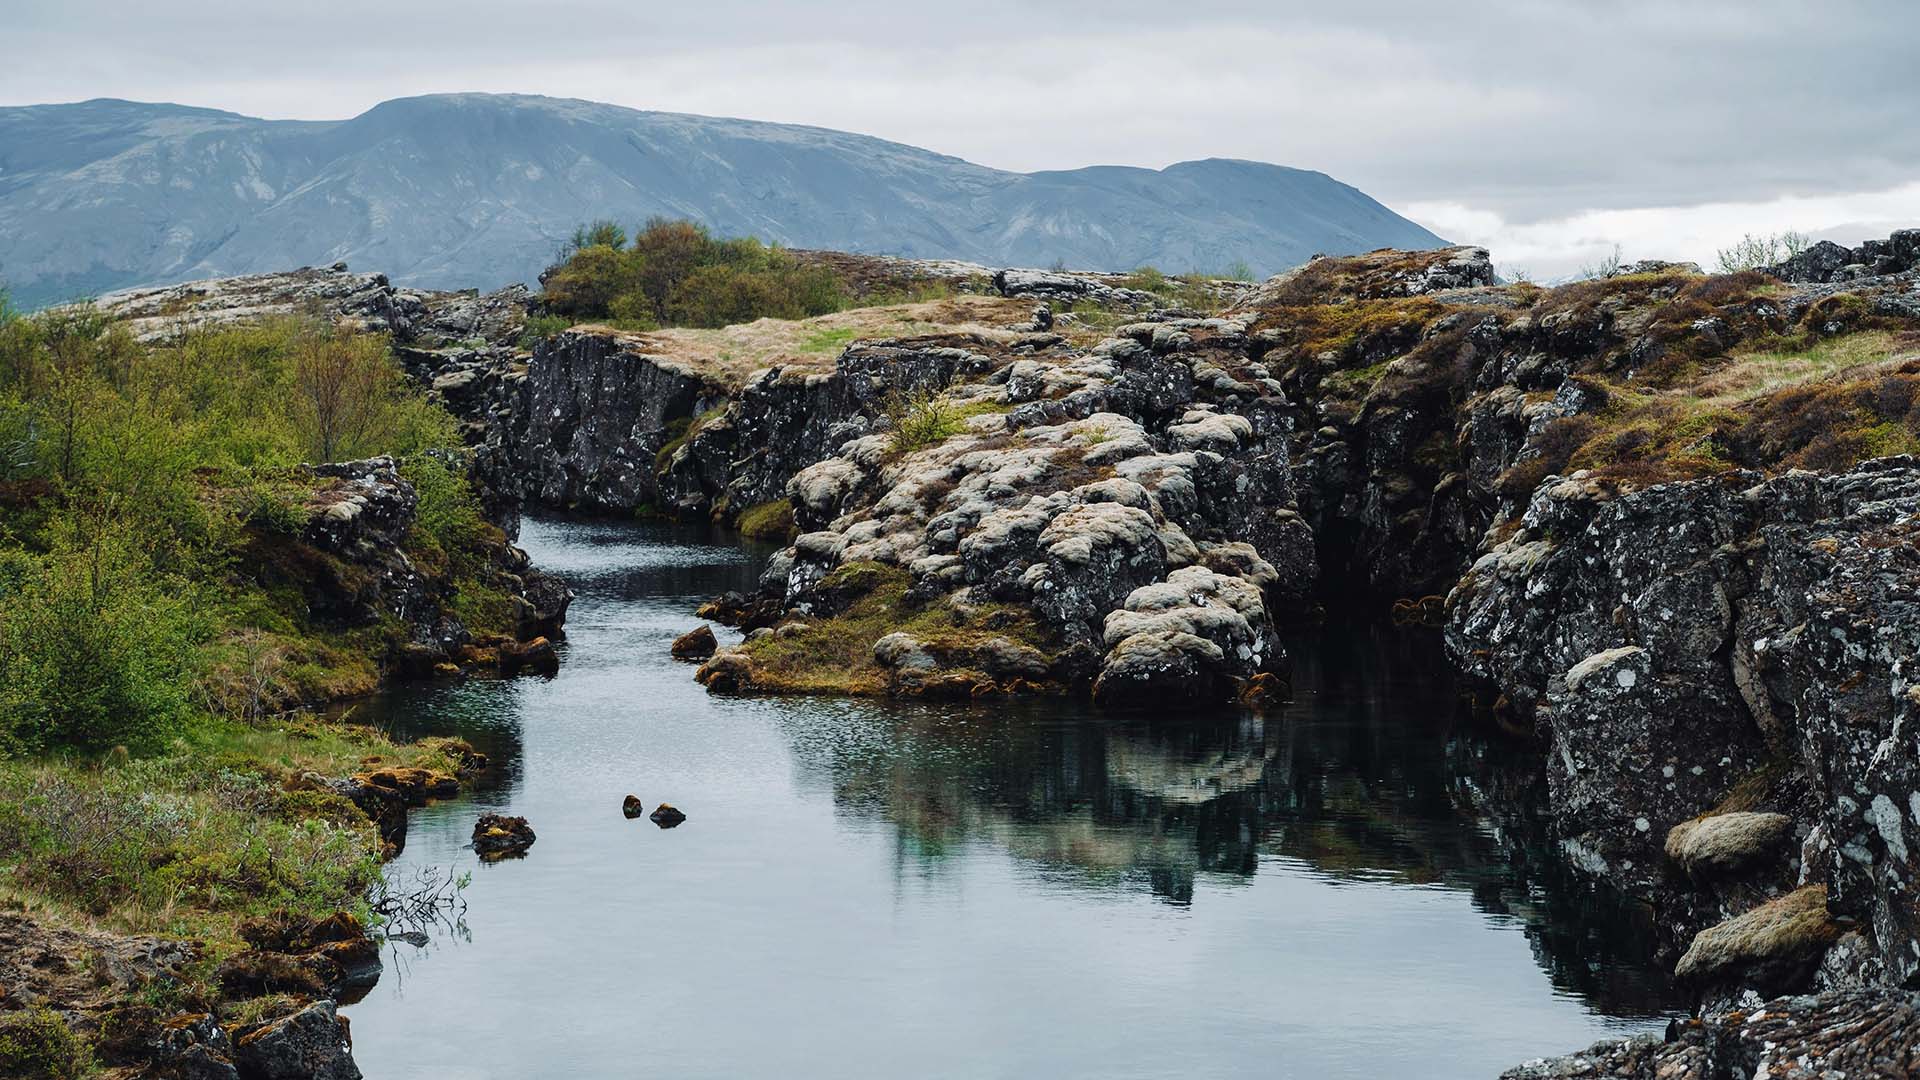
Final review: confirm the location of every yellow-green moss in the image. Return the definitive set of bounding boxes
[736,562,1052,695]
[735,498,797,542]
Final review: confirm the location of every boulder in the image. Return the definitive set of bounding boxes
[622,794,645,819]
[472,814,536,860]
[232,1000,361,1080]
[1665,812,1793,882]
[498,636,559,677]
[671,625,718,661]
[1675,885,1842,996]
[649,804,687,829]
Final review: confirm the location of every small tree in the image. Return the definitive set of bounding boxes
[1715,230,1814,274]
[290,322,395,463]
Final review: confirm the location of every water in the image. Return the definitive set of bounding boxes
[346,517,1681,1079]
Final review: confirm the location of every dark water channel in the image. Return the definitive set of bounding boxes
[345,516,1681,1079]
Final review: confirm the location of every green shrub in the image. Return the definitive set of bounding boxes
[400,455,489,572]
[0,1008,93,1080]
[0,525,209,754]
[517,314,572,350]
[539,218,850,329]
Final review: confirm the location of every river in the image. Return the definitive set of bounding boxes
[345,515,1681,1079]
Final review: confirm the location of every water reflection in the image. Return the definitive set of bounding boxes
[346,517,1681,1079]
[773,629,1679,1015]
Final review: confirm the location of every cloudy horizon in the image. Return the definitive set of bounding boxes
[8,0,1918,278]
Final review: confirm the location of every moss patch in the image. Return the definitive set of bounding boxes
[734,562,1052,695]
[735,498,797,542]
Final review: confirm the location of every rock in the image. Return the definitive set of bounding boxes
[649,804,687,828]
[472,814,536,859]
[1502,989,1919,1079]
[232,1000,362,1080]
[350,767,458,807]
[671,625,718,661]
[1449,459,1920,981]
[145,1013,241,1080]
[1092,566,1281,707]
[622,794,645,819]
[1665,812,1793,882]
[498,636,559,678]
[1675,885,1842,996]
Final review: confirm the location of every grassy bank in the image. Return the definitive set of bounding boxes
[0,294,499,1071]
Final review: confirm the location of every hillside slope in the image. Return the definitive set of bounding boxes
[0,94,1444,306]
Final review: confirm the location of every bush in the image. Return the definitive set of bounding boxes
[0,1008,93,1080]
[400,455,489,570]
[539,218,850,329]
[0,526,208,753]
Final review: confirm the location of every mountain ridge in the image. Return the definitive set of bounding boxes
[0,93,1445,307]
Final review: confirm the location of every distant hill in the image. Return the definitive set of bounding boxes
[0,93,1445,308]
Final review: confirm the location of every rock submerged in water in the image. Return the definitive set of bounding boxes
[622,794,645,819]
[472,813,537,859]
[650,803,687,829]
[671,624,718,660]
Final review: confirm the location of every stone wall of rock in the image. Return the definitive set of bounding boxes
[1447,459,1920,997]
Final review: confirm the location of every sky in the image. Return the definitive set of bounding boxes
[6,0,1918,278]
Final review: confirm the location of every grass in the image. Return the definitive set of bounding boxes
[886,391,1010,455]
[798,326,860,354]
[733,562,1053,695]
[0,714,458,941]
[1500,329,1920,488]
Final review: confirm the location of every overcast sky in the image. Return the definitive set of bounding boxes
[8,0,1917,277]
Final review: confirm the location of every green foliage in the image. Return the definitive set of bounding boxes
[798,326,859,354]
[517,313,572,350]
[0,1008,94,1080]
[540,217,850,329]
[0,522,209,754]
[0,750,381,928]
[400,455,488,566]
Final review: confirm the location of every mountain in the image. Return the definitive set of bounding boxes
[0,94,1445,308]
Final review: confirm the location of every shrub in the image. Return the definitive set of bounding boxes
[1716,231,1812,274]
[539,218,850,329]
[0,1008,93,1080]
[400,455,490,572]
[0,525,208,753]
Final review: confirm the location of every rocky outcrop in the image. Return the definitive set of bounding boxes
[1448,458,1920,994]
[1501,989,1919,1079]
[232,1000,361,1080]
[689,312,1317,705]
[95,262,531,347]
[258,456,571,683]
[1765,228,1920,283]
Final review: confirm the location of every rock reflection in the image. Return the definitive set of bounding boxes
[791,625,1686,1016]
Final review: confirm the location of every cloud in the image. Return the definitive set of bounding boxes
[4,0,1918,234]
[1405,182,1920,280]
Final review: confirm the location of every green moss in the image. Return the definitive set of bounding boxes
[737,562,1052,695]
[735,498,797,542]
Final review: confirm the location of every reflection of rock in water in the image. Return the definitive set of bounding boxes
[795,625,1687,1015]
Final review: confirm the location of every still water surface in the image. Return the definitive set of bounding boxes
[347,517,1679,1079]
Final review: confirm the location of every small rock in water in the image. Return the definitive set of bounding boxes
[671,624,718,660]
[498,636,560,678]
[622,794,645,819]
[650,803,687,828]
[389,931,429,947]
[472,813,537,859]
